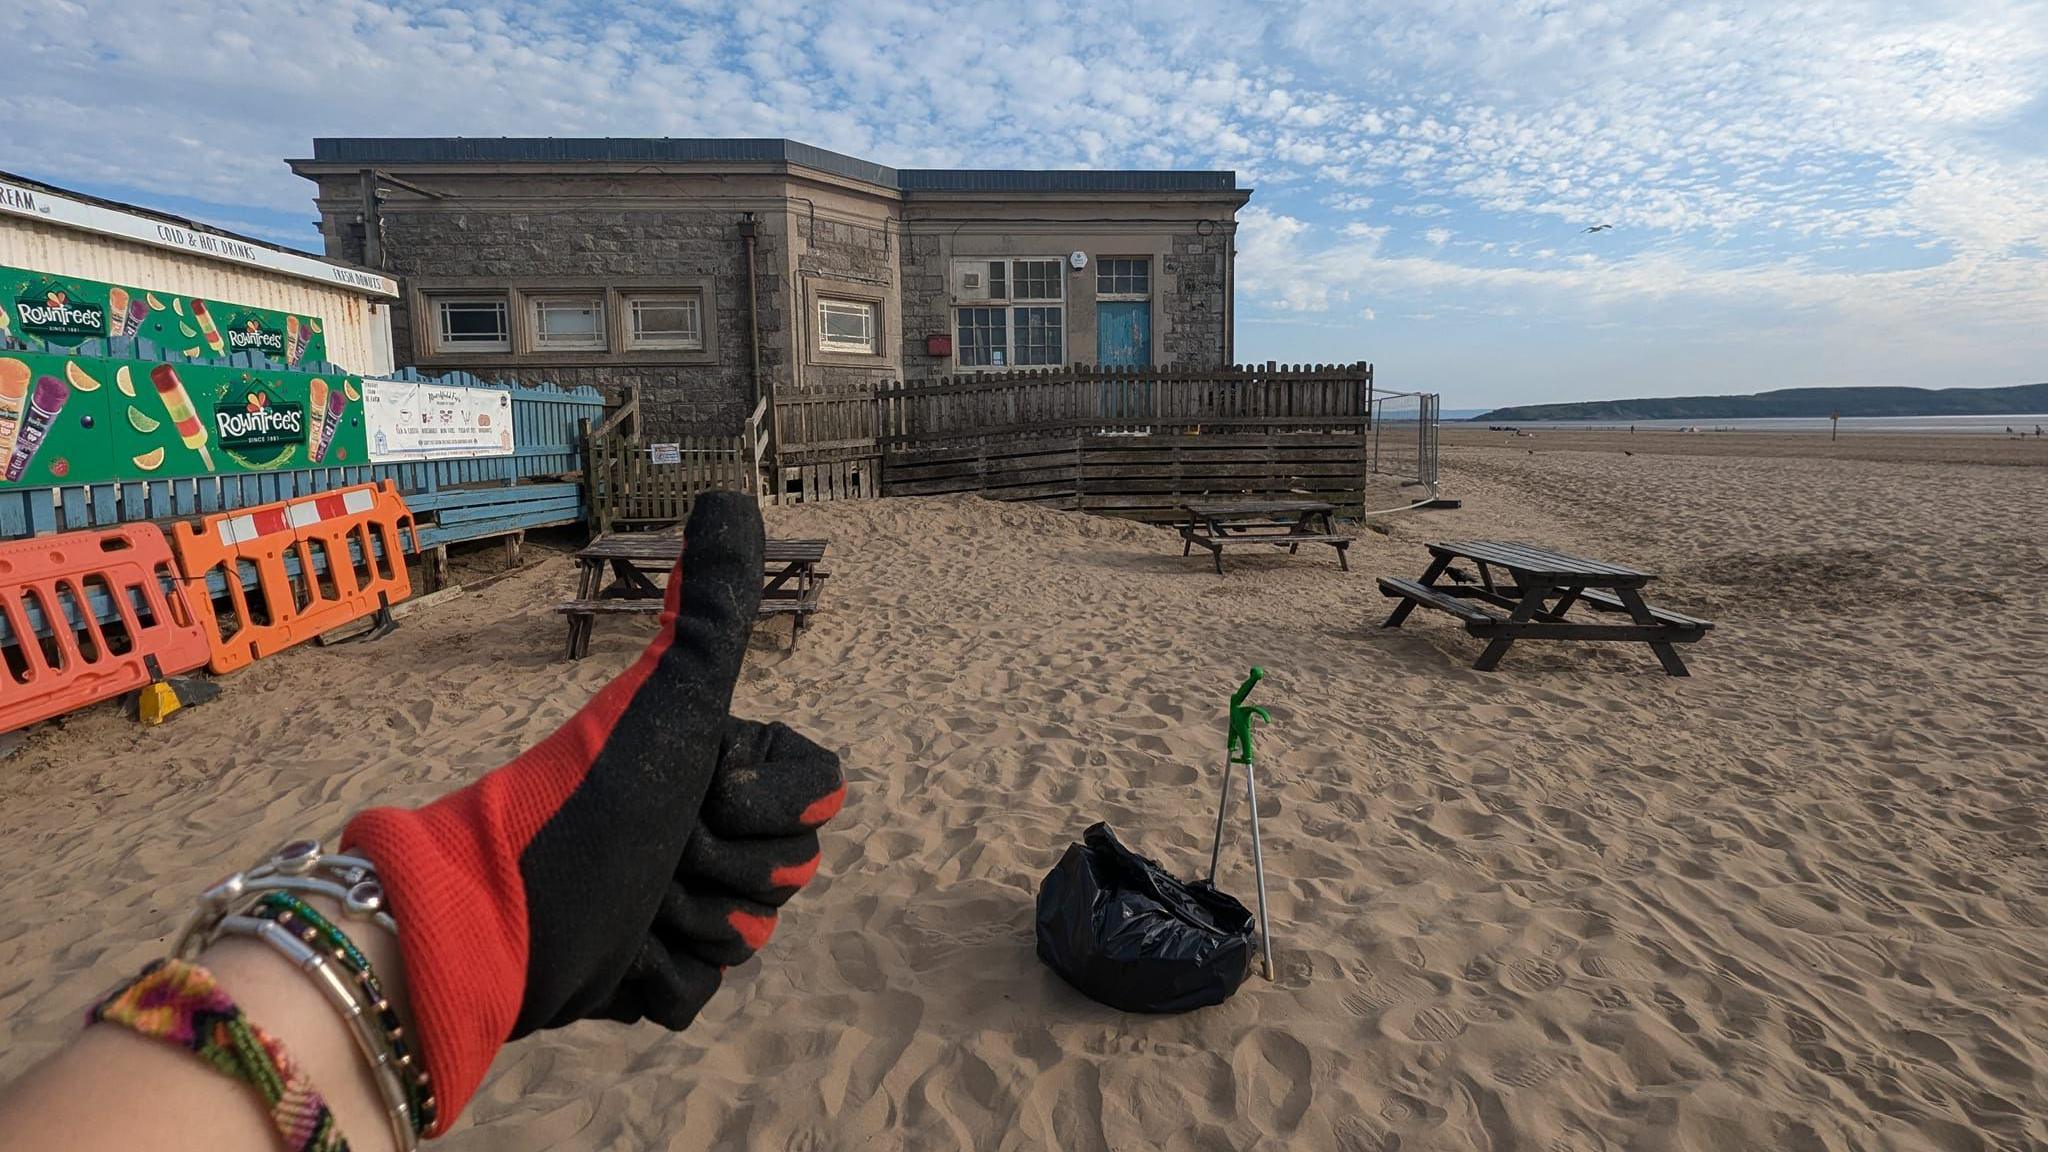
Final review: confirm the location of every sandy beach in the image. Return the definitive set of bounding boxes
[2,434,2044,1150]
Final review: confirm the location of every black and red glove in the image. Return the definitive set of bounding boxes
[342,493,845,1134]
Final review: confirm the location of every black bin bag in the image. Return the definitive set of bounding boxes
[1035,822,1257,1012]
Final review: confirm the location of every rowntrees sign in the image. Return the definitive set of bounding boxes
[0,264,330,366]
[0,349,370,487]
[12,280,107,344]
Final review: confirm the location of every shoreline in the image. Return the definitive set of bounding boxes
[1441,424,2048,466]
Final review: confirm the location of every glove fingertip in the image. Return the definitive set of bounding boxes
[799,783,847,828]
[767,853,821,891]
[728,908,779,951]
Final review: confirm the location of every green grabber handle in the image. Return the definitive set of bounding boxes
[1211,666,1277,979]
[1228,666,1271,766]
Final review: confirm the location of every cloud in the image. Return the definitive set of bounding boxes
[0,0,2040,397]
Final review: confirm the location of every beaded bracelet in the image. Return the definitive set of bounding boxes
[91,958,350,1152]
[175,839,426,1152]
[249,891,437,1134]
[209,914,420,1152]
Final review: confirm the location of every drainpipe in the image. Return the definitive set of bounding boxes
[740,213,776,478]
[1223,224,1236,367]
[358,168,383,268]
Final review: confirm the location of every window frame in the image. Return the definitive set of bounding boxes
[950,256,1067,372]
[1096,257,1152,300]
[429,295,512,354]
[528,294,608,352]
[408,277,720,366]
[954,306,1009,369]
[624,292,705,351]
[816,295,879,355]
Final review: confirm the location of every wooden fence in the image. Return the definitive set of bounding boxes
[0,335,605,545]
[769,388,880,503]
[877,362,1375,446]
[874,363,1396,521]
[582,389,765,532]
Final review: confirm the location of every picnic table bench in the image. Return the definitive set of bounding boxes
[1180,500,1350,574]
[1377,540,1711,675]
[557,532,829,659]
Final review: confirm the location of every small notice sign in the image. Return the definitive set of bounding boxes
[361,379,515,463]
[650,442,682,465]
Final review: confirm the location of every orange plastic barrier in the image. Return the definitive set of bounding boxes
[0,524,212,732]
[171,481,417,673]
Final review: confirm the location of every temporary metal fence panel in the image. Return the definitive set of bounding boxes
[1365,389,1442,502]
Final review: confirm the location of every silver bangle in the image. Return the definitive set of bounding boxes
[174,839,396,960]
[210,913,420,1152]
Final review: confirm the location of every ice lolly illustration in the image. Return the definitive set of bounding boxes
[121,296,149,338]
[307,378,329,455]
[311,381,347,463]
[190,299,226,354]
[287,316,310,366]
[150,364,214,470]
[0,359,29,468]
[108,287,130,336]
[6,376,70,481]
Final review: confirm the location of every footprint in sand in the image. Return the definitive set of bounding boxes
[1491,1049,1574,1089]
[1336,1116,1400,1152]
[1503,956,1567,994]
[1652,987,1701,1035]
[1386,1003,1468,1043]
[1231,1029,1313,1134]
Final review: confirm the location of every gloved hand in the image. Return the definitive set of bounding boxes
[342,492,844,1134]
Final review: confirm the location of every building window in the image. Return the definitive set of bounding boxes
[1097,258,1150,298]
[952,257,1065,369]
[1012,306,1064,366]
[817,297,877,354]
[956,307,1008,368]
[530,295,606,351]
[431,296,510,352]
[1012,258,1062,301]
[626,294,703,350]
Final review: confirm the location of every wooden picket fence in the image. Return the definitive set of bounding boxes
[877,362,1376,445]
[582,389,766,531]
[871,363,1417,520]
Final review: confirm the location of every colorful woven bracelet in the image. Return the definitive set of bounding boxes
[249,890,437,1134]
[90,957,349,1152]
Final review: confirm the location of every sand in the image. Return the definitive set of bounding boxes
[2,436,2045,1150]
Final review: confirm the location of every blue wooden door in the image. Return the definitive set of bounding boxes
[1097,301,1151,367]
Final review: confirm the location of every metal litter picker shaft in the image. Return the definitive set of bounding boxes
[1208,667,1275,980]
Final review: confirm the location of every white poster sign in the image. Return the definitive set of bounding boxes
[362,379,515,463]
[649,442,682,465]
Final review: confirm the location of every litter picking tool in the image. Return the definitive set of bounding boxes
[1208,667,1276,980]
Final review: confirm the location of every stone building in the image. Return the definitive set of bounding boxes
[287,139,1249,434]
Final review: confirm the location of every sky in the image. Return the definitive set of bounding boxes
[4,0,2045,409]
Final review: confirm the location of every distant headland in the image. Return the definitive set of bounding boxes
[1472,382,2048,423]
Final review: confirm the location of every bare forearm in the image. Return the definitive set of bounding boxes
[0,894,411,1152]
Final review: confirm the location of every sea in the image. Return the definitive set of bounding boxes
[1456,414,2048,435]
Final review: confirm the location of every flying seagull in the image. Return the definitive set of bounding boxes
[1582,223,1614,233]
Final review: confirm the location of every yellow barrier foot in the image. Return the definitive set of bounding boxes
[138,681,182,726]
[134,666,221,727]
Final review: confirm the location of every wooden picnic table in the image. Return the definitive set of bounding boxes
[558,531,830,659]
[1377,540,1711,675]
[1180,500,1350,574]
